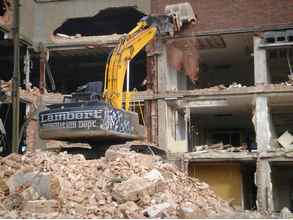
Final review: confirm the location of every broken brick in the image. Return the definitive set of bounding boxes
[22,200,60,213]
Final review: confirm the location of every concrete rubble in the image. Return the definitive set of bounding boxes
[193,142,250,153]
[277,130,293,150]
[0,80,63,106]
[0,147,236,218]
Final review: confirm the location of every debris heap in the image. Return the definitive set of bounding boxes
[0,148,234,218]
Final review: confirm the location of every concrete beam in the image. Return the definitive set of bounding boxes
[184,151,258,161]
[157,100,168,149]
[131,85,293,102]
[177,99,229,109]
[46,34,123,50]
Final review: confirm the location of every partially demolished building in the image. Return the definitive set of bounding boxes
[1,0,293,215]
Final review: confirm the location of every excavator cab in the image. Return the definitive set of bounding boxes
[65,81,103,103]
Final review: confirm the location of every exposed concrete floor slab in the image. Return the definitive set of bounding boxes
[184,151,258,161]
[132,85,293,102]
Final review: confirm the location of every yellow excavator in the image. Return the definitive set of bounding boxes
[39,3,196,142]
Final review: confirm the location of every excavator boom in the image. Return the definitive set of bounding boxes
[104,2,197,111]
[103,21,157,110]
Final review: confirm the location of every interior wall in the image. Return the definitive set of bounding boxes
[175,111,186,141]
[20,0,35,41]
[189,162,242,208]
[272,164,293,211]
[167,107,187,153]
[158,102,187,153]
[177,70,188,90]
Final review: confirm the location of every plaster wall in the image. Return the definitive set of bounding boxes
[189,162,242,208]
[25,0,150,46]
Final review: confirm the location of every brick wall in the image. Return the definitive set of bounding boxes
[151,0,293,34]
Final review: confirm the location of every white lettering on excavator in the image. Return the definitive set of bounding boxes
[40,109,103,123]
[78,120,96,129]
[42,120,97,129]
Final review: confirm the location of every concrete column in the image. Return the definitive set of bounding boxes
[253,36,270,85]
[254,96,274,214]
[144,100,152,143]
[254,96,274,151]
[157,100,168,149]
[39,44,47,94]
[256,159,273,214]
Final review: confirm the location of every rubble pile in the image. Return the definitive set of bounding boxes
[193,142,250,153]
[0,80,63,106]
[0,148,234,218]
[0,80,41,105]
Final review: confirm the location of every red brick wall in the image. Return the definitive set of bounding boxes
[151,0,293,34]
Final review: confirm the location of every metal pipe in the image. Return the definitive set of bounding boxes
[11,0,20,153]
[24,48,31,118]
[287,49,293,75]
[125,60,130,111]
[24,48,30,90]
[39,44,46,94]
[126,60,130,93]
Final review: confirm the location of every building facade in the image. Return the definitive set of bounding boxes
[0,0,293,214]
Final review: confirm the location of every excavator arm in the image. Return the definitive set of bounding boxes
[103,2,197,111]
[103,19,157,111]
